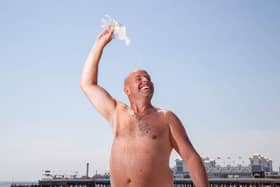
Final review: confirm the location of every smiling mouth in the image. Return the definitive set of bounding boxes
[141,86,150,90]
[139,85,153,93]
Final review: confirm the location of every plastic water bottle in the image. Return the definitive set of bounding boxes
[101,15,130,46]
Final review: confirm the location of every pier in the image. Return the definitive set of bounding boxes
[11,178,280,187]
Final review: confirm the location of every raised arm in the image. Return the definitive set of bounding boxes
[168,111,208,187]
[80,26,117,125]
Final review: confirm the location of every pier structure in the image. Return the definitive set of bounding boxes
[11,178,280,187]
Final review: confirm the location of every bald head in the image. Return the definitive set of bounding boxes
[124,69,149,87]
[123,69,154,98]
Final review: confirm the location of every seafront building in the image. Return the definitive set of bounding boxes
[35,155,280,187]
[249,153,273,177]
[42,153,279,180]
[13,154,279,187]
[173,153,279,179]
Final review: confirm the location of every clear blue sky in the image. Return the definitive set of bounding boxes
[0,0,279,181]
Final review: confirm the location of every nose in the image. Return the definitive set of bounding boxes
[142,76,149,82]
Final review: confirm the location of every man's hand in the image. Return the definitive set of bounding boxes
[95,25,114,49]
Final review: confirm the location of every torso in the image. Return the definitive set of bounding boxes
[109,102,173,187]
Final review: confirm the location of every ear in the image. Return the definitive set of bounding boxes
[124,86,130,96]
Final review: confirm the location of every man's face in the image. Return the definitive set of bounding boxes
[124,70,154,98]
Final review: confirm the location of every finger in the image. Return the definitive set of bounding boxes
[109,24,114,33]
[98,28,108,38]
[105,25,112,32]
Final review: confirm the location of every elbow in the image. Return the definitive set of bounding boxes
[182,151,201,166]
[80,74,98,90]
[80,81,86,91]
[80,81,90,92]
[80,80,98,92]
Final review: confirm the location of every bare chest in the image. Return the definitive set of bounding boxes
[113,111,169,142]
[110,109,173,177]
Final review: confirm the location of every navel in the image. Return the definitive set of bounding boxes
[127,178,132,184]
[152,135,157,139]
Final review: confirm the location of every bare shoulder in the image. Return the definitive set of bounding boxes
[155,109,179,121]
[115,100,129,112]
[153,108,169,114]
[150,107,167,117]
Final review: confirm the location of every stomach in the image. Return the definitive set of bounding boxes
[109,138,173,187]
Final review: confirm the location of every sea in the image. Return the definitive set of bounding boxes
[0,181,37,187]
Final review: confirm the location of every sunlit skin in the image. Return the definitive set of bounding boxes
[80,26,209,187]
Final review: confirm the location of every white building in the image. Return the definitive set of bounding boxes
[249,154,273,173]
[173,157,251,178]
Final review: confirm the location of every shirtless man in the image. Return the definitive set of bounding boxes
[80,26,208,187]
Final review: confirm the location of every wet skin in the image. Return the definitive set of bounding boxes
[110,104,174,187]
[81,28,209,186]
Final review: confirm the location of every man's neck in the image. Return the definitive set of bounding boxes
[130,101,153,114]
